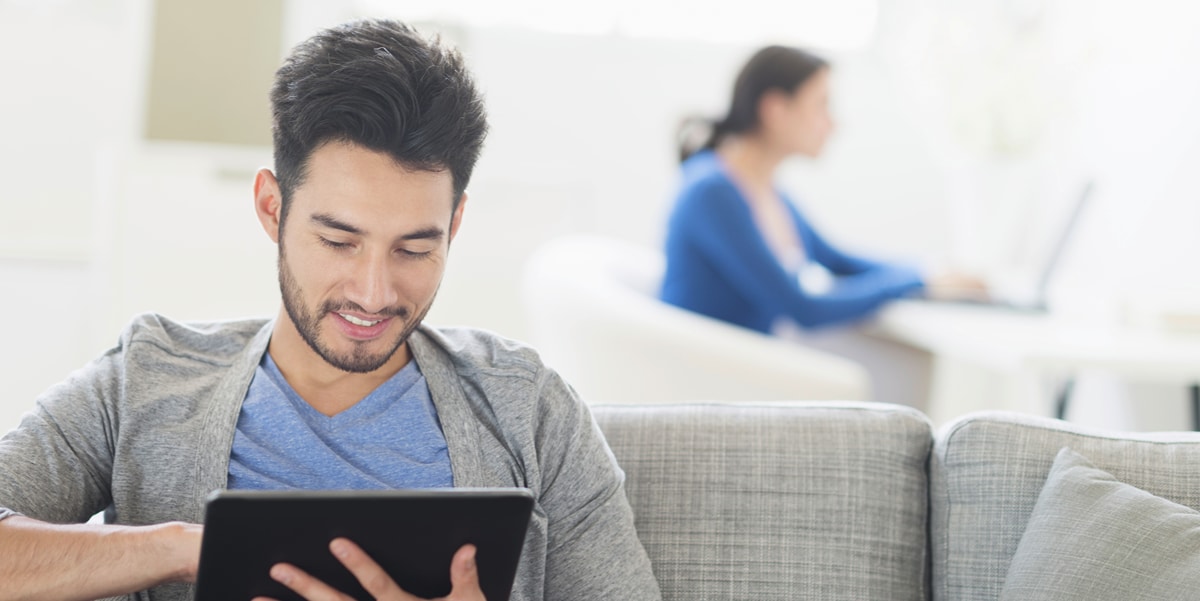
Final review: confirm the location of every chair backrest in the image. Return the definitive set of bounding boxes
[521,234,869,403]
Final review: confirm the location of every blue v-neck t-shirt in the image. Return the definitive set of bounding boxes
[227,353,453,490]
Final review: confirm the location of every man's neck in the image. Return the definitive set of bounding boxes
[266,307,411,417]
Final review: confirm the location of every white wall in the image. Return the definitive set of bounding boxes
[3,0,1200,434]
[430,21,954,336]
[0,0,146,432]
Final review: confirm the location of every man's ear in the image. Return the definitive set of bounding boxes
[254,168,283,244]
[449,192,468,243]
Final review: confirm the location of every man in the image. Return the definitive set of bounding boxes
[0,19,661,601]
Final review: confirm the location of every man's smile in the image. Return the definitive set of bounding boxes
[338,313,384,327]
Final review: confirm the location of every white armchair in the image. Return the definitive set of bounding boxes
[521,234,870,403]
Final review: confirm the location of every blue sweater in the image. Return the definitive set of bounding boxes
[660,150,925,333]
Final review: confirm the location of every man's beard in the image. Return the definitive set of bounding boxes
[278,251,432,373]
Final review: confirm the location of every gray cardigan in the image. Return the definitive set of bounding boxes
[0,314,661,601]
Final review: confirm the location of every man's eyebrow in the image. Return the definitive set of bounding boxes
[400,227,445,241]
[311,213,444,241]
[310,213,363,235]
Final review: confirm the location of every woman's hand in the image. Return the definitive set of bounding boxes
[253,539,485,601]
[925,271,990,302]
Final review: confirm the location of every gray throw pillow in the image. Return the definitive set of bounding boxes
[999,447,1200,601]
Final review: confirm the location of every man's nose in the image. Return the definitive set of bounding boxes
[345,251,400,314]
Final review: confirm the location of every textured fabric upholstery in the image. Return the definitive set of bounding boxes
[593,402,933,601]
[999,447,1200,601]
[931,411,1200,601]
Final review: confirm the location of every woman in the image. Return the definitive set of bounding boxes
[662,45,978,334]
[660,46,980,406]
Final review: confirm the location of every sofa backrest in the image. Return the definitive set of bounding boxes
[593,402,933,601]
[930,411,1200,601]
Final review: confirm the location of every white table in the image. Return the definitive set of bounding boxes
[863,300,1200,427]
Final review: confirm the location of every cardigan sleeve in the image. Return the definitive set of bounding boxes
[534,368,662,601]
[0,339,122,525]
[675,179,924,329]
[791,200,890,276]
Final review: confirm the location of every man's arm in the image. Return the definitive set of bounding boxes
[0,323,192,601]
[534,370,662,600]
[0,516,202,601]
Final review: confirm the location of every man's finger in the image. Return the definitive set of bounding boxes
[330,538,417,600]
[446,544,482,600]
[269,562,353,601]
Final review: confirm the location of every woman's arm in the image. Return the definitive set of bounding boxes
[788,200,910,277]
[676,183,922,329]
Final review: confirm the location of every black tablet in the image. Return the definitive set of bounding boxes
[195,488,535,601]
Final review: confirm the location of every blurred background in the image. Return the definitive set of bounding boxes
[3,0,1200,433]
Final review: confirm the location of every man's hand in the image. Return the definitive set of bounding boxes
[253,539,485,601]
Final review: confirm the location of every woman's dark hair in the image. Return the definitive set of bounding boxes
[678,45,828,163]
[270,19,489,225]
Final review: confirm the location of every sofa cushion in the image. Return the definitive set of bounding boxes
[999,447,1200,601]
[593,402,932,601]
[931,411,1200,601]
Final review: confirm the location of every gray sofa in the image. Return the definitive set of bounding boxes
[592,402,1200,601]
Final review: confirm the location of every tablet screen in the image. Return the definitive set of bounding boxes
[195,488,534,601]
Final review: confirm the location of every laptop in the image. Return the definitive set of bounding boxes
[928,180,1094,313]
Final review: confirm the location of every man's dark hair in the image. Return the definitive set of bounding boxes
[270,19,488,223]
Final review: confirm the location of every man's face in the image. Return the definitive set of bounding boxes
[268,141,463,374]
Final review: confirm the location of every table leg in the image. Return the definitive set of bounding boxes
[1191,384,1200,432]
[1054,378,1075,421]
